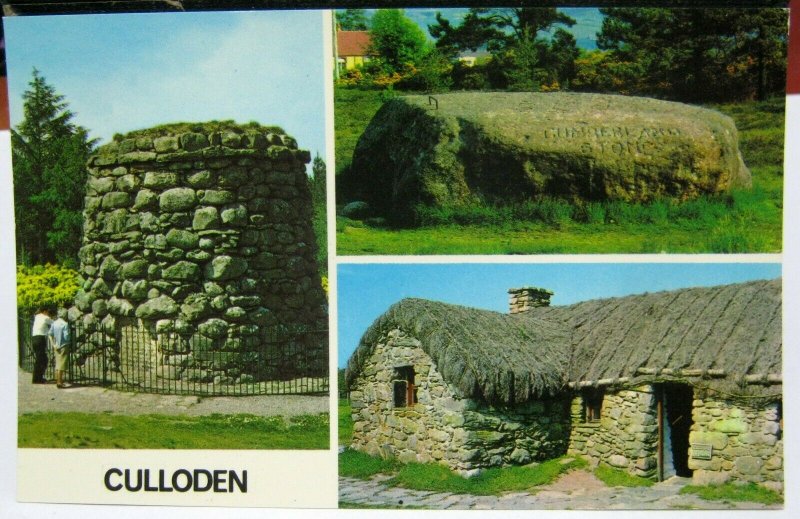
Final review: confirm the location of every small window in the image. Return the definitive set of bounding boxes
[583,389,604,422]
[393,366,417,408]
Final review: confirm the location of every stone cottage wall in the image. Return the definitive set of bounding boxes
[689,397,783,492]
[349,329,570,474]
[70,125,327,384]
[567,386,659,478]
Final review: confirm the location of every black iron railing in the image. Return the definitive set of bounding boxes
[18,316,328,396]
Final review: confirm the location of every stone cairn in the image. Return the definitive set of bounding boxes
[508,287,553,314]
[70,123,327,386]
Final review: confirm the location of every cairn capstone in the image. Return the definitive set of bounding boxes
[349,92,751,222]
[71,123,327,384]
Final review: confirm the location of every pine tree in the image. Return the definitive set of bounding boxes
[337,9,370,31]
[597,8,788,102]
[12,69,96,266]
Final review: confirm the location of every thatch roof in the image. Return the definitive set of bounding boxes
[345,299,571,404]
[538,278,781,384]
[347,279,781,403]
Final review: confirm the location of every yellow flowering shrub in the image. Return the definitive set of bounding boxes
[17,264,81,312]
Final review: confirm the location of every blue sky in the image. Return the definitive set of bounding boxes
[4,11,327,160]
[337,262,781,367]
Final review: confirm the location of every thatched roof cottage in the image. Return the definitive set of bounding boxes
[345,279,782,490]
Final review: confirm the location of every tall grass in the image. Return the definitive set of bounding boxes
[413,196,736,230]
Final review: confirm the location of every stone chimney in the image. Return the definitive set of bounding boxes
[508,287,553,314]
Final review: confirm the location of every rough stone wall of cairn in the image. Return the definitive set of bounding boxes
[70,125,327,384]
[567,387,659,478]
[689,397,783,492]
[349,329,570,475]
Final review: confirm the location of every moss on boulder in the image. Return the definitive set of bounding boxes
[348,92,751,223]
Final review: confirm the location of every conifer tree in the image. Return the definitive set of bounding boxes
[12,69,96,266]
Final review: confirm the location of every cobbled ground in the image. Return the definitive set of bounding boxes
[338,469,782,510]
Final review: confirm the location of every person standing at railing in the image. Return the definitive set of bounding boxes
[48,308,71,389]
[31,308,53,384]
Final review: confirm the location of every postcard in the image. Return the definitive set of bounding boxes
[0,1,797,517]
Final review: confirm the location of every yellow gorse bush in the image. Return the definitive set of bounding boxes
[17,264,81,312]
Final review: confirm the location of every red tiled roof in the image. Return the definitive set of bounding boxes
[337,31,373,57]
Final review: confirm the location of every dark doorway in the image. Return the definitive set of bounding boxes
[658,384,694,479]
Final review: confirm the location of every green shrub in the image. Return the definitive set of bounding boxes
[17,264,80,313]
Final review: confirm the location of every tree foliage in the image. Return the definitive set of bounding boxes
[12,69,97,267]
[369,9,430,74]
[597,7,788,102]
[430,7,576,55]
[429,8,578,91]
[337,9,370,31]
[336,7,786,104]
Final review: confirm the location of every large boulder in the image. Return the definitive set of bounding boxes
[348,92,751,223]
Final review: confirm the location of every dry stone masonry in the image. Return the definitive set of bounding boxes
[71,123,327,386]
[689,397,783,492]
[349,92,751,222]
[568,388,659,478]
[349,329,570,476]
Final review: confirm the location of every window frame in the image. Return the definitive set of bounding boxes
[392,365,417,408]
[583,389,604,423]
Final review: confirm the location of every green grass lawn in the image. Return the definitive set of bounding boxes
[19,412,329,449]
[334,88,387,174]
[338,398,353,445]
[334,88,783,254]
[339,447,587,496]
[680,482,783,505]
[593,464,654,487]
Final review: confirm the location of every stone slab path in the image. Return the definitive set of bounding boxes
[18,368,328,417]
[339,470,781,510]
